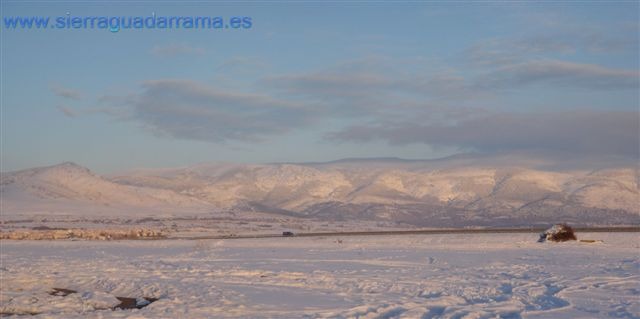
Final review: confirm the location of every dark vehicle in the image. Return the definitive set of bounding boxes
[282,231,295,237]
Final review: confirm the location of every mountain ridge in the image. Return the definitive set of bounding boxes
[2,155,638,226]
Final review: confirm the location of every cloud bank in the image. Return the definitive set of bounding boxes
[131,79,314,142]
[328,111,640,157]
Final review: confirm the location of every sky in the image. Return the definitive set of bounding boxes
[1,1,638,173]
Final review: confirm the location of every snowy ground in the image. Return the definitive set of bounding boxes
[0,215,408,239]
[1,233,638,318]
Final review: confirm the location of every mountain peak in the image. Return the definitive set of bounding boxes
[47,161,91,173]
[56,161,83,168]
[19,162,96,180]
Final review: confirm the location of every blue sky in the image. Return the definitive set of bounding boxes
[1,1,638,173]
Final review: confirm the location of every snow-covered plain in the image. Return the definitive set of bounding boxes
[1,233,638,318]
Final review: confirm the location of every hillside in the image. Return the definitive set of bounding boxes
[0,162,211,218]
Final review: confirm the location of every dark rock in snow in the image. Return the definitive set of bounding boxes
[538,224,577,242]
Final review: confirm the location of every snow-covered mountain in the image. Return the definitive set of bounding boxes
[0,162,211,218]
[2,156,638,226]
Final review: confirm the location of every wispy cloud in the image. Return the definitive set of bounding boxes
[467,33,638,67]
[478,60,639,90]
[264,58,480,120]
[56,104,127,119]
[56,105,77,118]
[215,56,268,72]
[464,30,640,91]
[150,43,205,57]
[51,84,82,100]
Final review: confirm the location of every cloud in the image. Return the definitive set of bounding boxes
[479,60,639,90]
[215,57,268,72]
[98,68,475,144]
[328,111,640,157]
[128,79,314,142]
[56,104,127,119]
[56,105,76,117]
[464,29,639,92]
[150,43,205,57]
[265,71,396,113]
[468,37,636,67]
[264,58,480,120]
[266,57,638,122]
[51,84,82,100]
[91,55,637,157]
[466,29,639,67]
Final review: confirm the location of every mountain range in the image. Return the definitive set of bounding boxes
[2,153,638,227]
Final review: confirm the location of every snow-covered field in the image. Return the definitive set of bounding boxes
[1,233,638,318]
